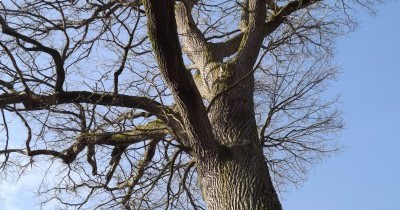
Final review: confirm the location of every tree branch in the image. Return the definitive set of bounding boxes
[175,0,215,67]
[211,33,244,60]
[263,0,321,36]
[0,91,169,120]
[0,16,65,92]
[231,0,267,68]
[144,0,218,157]
[212,0,321,60]
[0,123,169,165]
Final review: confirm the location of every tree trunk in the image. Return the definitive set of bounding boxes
[198,66,282,209]
[197,143,282,210]
[143,1,282,209]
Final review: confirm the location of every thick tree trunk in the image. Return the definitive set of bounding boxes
[143,1,282,209]
[199,68,282,209]
[197,144,282,210]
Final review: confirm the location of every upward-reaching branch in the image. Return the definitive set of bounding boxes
[143,0,218,157]
[231,0,267,69]
[263,0,321,36]
[175,0,216,67]
[214,0,321,60]
[175,0,219,98]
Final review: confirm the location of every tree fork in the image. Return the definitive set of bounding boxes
[143,0,282,209]
[143,0,218,157]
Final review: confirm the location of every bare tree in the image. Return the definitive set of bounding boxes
[0,0,378,209]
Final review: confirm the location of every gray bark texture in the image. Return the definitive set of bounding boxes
[144,0,283,209]
[198,145,282,210]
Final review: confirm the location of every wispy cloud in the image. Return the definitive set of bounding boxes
[0,174,42,210]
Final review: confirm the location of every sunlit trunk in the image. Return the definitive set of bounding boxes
[195,63,282,209]
[144,1,282,209]
[198,143,282,210]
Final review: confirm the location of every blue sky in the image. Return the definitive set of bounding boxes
[1,1,399,210]
[285,1,400,209]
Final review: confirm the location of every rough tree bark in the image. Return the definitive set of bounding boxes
[144,0,282,209]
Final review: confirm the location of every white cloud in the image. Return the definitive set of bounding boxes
[0,174,42,210]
